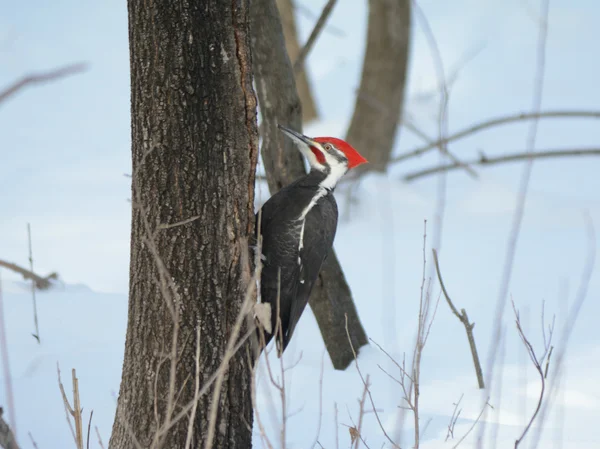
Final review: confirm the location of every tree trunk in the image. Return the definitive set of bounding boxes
[346,0,411,172]
[276,0,319,124]
[251,0,368,370]
[109,1,258,448]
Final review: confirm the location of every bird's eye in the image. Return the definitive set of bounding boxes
[325,143,333,151]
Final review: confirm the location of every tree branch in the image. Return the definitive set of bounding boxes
[293,0,338,75]
[432,249,485,389]
[0,260,58,290]
[345,0,411,172]
[393,110,600,163]
[0,63,87,105]
[403,147,600,181]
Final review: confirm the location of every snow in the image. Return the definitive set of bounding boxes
[2,0,600,447]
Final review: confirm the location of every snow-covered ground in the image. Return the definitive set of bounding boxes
[2,0,600,447]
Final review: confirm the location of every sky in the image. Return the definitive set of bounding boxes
[1,0,600,447]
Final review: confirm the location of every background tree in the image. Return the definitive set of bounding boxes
[346,0,411,172]
[276,0,320,123]
[108,1,258,448]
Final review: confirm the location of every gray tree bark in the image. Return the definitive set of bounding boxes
[346,0,411,172]
[276,0,320,124]
[251,0,368,370]
[109,1,258,448]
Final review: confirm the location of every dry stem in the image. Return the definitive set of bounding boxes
[432,249,485,388]
[57,365,84,449]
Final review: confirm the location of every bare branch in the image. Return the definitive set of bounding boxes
[432,249,485,389]
[86,410,93,449]
[393,110,600,163]
[345,314,400,448]
[404,147,600,181]
[0,277,18,447]
[57,364,84,449]
[511,300,554,448]
[446,394,464,441]
[309,351,326,449]
[483,2,551,441]
[0,260,58,290]
[0,63,87,105]
[293,0,338,75]
[452,398,491,449]
[95,427,105,449]
[411,0,476,180]
[27,224,41,343]
[157,215,200,230]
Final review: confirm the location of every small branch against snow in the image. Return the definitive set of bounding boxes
[86,410,94,449]
[432,249,485,389]
[309,351,326,449]
[446,393,464,441]
[27,433,39,449]
[293,0,338,75]
[345,314,400,448]
[27,224,41,343]
[0,260,58,290]
[57,364,84,449]
[0,63,87,105]
[452,398,492,449]
[392,110,600,163]
[511,300,555,449]
[95,427,106,449]
[0,276,18,447]
[403,147,600,181]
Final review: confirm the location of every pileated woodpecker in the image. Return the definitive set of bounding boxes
[256,125,367,354]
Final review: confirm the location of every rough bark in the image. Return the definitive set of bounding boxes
[276,0,319,123]
[251,0,368,370]
[109,1,258,448]
[0,407,19,449]
[346,0,411,172]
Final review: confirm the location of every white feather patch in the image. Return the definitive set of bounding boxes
[254,302,272,334]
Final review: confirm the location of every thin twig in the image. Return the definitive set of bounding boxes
[452,398,491,449]
[184,326,201,449]
[95,427,106,449]
[345,314,400,448]
[86,410,93,449]
[393,110,600,163]
[446,393,464,441]
[432,249,485,389]
[482,1,551,445]
[0,63,87,104]
[27,224,41,343]
[310,351,326,449]
[293,0,338,75]
[511,300,554,448]
[57,364,84,449]
[28,432,38,449]
[0,276,18,445]
[157,215,200,230]
[404,147,600,181]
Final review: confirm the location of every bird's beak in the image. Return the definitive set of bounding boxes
[278,125,317,148]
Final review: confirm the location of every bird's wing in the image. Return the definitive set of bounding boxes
[283,195,338,349]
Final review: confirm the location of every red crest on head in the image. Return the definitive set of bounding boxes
[314,137,368,169]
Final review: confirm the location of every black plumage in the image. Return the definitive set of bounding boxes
[256,170,338,353]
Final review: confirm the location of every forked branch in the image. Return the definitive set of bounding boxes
[432,249,485,389]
